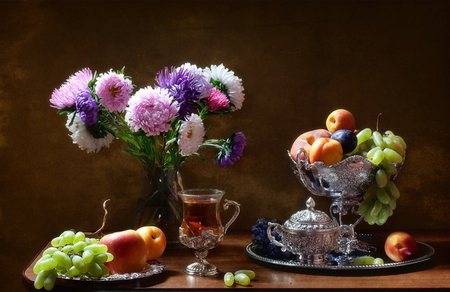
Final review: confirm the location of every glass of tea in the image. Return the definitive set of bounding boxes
[178,188,240,276]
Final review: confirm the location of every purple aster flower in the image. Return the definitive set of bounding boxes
[155,66,201,120]
[214,132,246,168]
[95,70,133,112]
[75,88,99,127]
[50,68,93,108]
[180,63,213,99]
[125,86,179,136]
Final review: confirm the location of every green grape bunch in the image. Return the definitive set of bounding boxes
[33,230,114,291]
[345,127,406,226]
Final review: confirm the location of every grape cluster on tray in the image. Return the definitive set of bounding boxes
[250,218,291,258]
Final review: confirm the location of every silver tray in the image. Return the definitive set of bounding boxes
[246,234,434,272]
[58,261,165,282]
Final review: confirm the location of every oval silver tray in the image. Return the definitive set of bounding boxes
[246,234,434,272]
[58,261,165,282]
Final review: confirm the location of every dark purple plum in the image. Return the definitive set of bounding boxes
[331,129,358,154]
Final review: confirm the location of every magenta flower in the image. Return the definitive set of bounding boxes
[214,132,246,168]
[205,88,230,112]
[50,68,93,108]
[125,86,179,136]
[95,70,133,112]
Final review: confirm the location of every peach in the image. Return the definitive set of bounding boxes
[384,231,418,262]
[99,230,147,274]
[309,138,343,166]
[136,226,167,261]
[290,129,331,162]
[326,109,356,133]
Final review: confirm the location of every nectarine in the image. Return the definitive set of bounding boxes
[309,138,343,166]
[384,231,418,262]
[290,129,331,162]
[326,109,356,133]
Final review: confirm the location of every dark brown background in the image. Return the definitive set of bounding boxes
[1,1,449,291]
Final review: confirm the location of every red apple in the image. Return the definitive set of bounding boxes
[384,231,418,262]
[136,226,167,261]
[326,109,356,133]
[99,230,147,274]
[290,129,331,162]
[309,137,343,166]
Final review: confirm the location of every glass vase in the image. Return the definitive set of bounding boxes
[134,163,183,245]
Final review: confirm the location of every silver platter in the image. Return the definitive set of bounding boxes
[246,234,434,271]
[58,261,165,282]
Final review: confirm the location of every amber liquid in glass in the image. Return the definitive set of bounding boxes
[181,200,222,237]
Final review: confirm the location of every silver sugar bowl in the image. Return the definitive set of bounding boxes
[267,197,340,264]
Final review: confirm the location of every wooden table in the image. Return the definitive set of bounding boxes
[22,230,450,291]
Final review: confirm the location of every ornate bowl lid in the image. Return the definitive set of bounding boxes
[283,197,338,231]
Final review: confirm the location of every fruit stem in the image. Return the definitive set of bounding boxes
[87,199,110,238]
[376,113,382,132]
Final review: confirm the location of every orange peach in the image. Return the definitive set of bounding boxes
[326,109,356,133]
[309,138,343,166]
[384,231,418,262]
[136,226,167,261]
[290,129,331,162]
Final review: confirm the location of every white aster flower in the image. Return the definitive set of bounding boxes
[203,64,245,111]
[65,112,114,153]
[178,113,205,156]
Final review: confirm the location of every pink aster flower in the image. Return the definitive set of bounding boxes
[204,88,230,112]
[50,68,93,108]
[125,86,179,136]
[95,70,133,112]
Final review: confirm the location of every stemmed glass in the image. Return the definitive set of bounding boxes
[179,189,240,276]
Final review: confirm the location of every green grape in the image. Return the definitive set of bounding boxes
[391,140,405,156]
[359,142,369,152]
[376,169,388,188]
[74,232,85,243]
[44,269,58,291]
[371,149,385,165]
[34,270,49,290]
[39,258,58,271]
[100,264,110,277]
[373,258,385,265]
[385,180,400,199]
[224,272,235,287]
[68,266,80,277]
[357,128,372,144]
[353,256,375,265]
[234,273,251,286]
[376,204,390,226]
[367,147,381,160]
[87,262,103,278]
[234,270,255,280]
[363,184,378,200]
[33,255,51,274]
[43,247,59,256]
[53,251,72,269]
[54,263,66,272]
[72,255,88,273]
[85,238,92,245]
[384,130,395,138]
[89,238,99,245]
[358,198,374,216]
[93,253,108,264]
[383,148,403,163]
[395,135,407,149]
[376,188,390,205]
[372,131,385,148]
[388,198,397,210]
[51,237,63,247]
[370,200,382,217]
[364,210,377,225]
[61,245,73,254]
[72,241,87,253]
[105,252,114,262]
[82,250,94,264]
[62,231,75,245]
[84,244,108,255]
[383,136,394,149]
[381,160,397,175]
